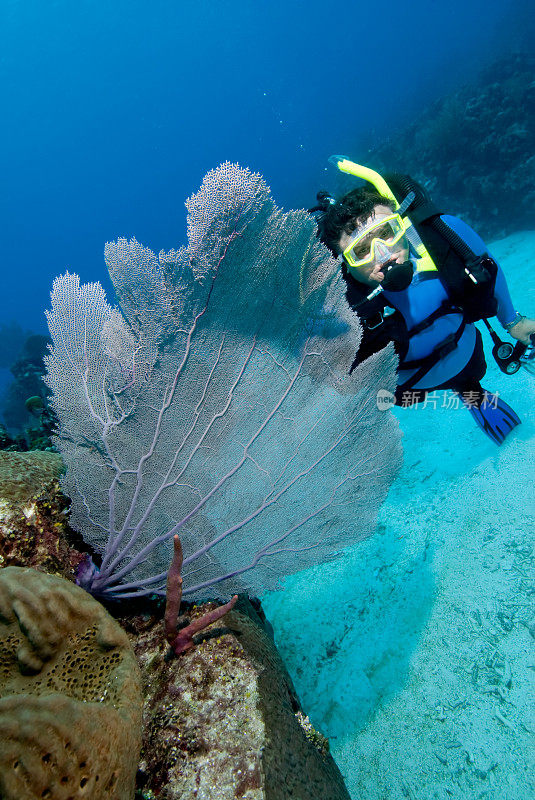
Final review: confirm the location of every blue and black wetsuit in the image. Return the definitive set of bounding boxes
[344,215,517,405]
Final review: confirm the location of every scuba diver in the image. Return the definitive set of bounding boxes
[310,158,535,445]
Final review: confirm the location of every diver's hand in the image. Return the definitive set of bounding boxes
[508,316,535,345]
[370,259,397,285]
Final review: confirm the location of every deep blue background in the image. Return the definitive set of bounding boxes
[0,0,525,333]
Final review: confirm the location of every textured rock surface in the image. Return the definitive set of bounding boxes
[0,567,143,799]
[128,596,351,799]
[0,450,63,504]
[0,450,87,581]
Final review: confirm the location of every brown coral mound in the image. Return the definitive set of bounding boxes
[0,567,143,799]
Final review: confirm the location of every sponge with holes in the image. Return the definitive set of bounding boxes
[0,567,142,799]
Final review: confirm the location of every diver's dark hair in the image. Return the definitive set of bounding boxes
[317,188,395,256]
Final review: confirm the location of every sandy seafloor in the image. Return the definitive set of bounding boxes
[263,230,535,800]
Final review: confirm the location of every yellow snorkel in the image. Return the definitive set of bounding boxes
[330,156,399,206]
[329,155,438,274]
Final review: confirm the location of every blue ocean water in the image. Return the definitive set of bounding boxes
[1,1,534,798]
[0,0,526,331]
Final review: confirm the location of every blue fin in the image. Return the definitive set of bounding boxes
[466,390,521,445]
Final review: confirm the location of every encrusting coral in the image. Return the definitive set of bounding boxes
[0,567,143,800]
[129,595,351,799]
[0,450,86,580]
[0,450,63,505]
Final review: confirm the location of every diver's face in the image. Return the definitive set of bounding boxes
[338,204,410,287]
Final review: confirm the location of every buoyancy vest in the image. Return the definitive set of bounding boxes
[343,259,468,385]
[384,174,498,323]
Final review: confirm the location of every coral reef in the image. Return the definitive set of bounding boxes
[0,454,353,798]
[0,450,86,580]
[0,567,143,799]
[369,53,535,240]
[126,596,350,799]
[1,333,54,447]
[6,162,393,797]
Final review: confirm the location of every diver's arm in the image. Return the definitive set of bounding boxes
[341,266,408,364]
[492,266,516,328]
[440,215,534,340]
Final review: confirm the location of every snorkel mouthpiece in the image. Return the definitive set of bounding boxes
[381,260,414,292]
[372,241,413,291]
[362,259,414,306]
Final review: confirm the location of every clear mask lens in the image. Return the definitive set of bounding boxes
[373,240,394,264]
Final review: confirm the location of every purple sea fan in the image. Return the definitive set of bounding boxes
[44,163,402,601]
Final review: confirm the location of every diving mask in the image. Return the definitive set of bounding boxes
[342,213,408,269]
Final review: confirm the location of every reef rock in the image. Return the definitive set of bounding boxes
[369,53,535,240]
[0,567,143,799]
[129,596,351,800]
[0,450,86,580]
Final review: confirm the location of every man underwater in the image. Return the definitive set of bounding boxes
[312,159,535,445]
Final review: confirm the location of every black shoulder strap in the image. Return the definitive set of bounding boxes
[383,174,498,322]
[383,173,441,225]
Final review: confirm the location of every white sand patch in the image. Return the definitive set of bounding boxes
[263,230,535,800]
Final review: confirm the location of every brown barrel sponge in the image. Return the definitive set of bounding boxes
[0,567,143,799]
